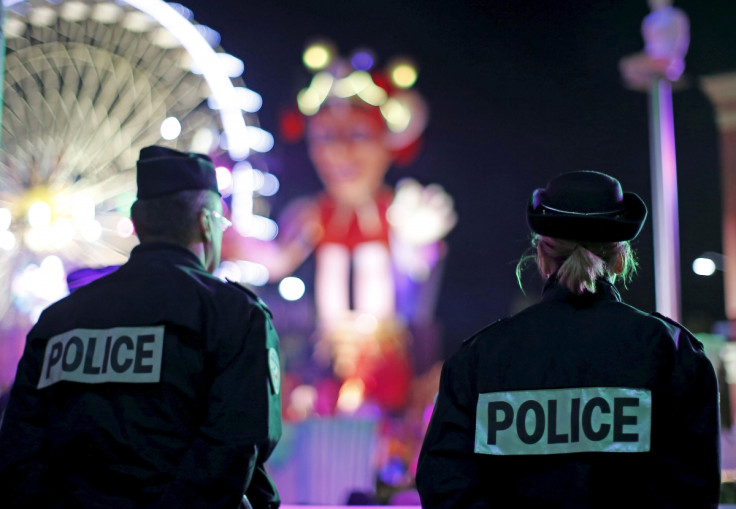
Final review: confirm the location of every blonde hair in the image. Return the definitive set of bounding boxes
[517,235,638,295]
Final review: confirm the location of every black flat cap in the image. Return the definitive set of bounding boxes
[136,145,219,199]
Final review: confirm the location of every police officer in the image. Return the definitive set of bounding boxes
[0,146,282,508]
[416,171,720,507]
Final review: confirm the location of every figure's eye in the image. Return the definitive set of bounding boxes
[348,126,374,141]
[309,128,337,144]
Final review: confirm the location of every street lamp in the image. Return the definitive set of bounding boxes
[619,0,690,321]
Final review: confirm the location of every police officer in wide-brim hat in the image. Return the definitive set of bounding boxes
[416,170,720,507]
[526,170,647,242]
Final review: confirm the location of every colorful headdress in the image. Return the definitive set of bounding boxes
[282,40,429,161]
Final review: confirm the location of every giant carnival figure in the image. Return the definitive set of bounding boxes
[263,41,456,417]
[228,41,455,409]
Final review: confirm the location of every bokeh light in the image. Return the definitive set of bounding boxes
[160,116,182,140]
[303,42,332,71]
[28,201,52,228]
[693,257,717,276]
[390,61,418,88]
[279,276,306,301]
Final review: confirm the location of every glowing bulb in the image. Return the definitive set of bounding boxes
[258,173,280,197]
[191,127,216,154]
[116,217,135,238]
[215,260,241,282]
[235,260,269,286]
[215,166,233,195]
[279,277,305,301]
[381,98,411,132]
[245,126,274,153]
[0,208,11,230]
[337,378,365,413]
[351,51,374,71]
[161,116,182,140]
[693,257,717,276]
[235,87,263,113]
[28,202,52,228]
[71,196,96,224]
[391,62,418,88]
[80,220,102,242]
[0,231,16,251]
[303,43,332,70]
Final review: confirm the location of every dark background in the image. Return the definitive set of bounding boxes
[183,0,733,357]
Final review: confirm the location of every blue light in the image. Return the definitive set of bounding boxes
[351,51,374,71]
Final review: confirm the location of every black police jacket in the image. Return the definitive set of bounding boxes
[416,278,720,508]
[0,242,282,508]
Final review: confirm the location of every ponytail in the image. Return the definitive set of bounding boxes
[517,235,638,295]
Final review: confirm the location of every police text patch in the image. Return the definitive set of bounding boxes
[38,326,164,389]
[475,387,651,455]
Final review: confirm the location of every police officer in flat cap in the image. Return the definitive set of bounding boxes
[0,146,282,508]
[417,171,720,507]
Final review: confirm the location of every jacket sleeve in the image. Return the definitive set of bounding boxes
[416,351,489,508]
[657,319,721,508]
[0,332,54,506]
[158,303,282,509]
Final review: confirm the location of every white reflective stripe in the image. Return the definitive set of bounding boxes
[475,387,651,456]
[38,326,165,389]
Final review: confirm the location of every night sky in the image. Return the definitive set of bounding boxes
[183,0,734,356]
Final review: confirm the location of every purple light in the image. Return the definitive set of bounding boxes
[351,51,374,71]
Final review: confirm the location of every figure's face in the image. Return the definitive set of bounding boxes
[307,105,393,206]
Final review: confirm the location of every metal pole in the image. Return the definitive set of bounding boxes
[648,76,681,321]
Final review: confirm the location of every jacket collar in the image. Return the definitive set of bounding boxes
[129,241,205,270]
[541,275,622,305]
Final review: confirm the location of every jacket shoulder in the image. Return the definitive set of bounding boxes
[462,316,510,347]
[649,311,705,351]
[225,279,273,317]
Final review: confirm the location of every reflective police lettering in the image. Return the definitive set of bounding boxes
[475,387,651,455]
[38,327,164,389]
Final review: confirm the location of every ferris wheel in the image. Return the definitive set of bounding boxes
[0,0,273,341]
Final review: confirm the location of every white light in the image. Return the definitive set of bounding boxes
[231,163,254,236]
[29,6,57,26]
[355,313,378,334]
[0,208,11,231]
[693,257,717,276]
[71,196,96,224]
[60,1,91,22]
[116,217,135,238]
[0,231,16,251]
[215,260,241,282]
[194,24,221,47]
[160,116,182,140]
[121,0,250,159]
[236,215,278,241]
[190,52,243,77]
[258,173,280,197]
[190,127,216,154]
[215,166,233,195]
[245,126,274,153]
[28,202,52,228]
[91,3,123,24]
[235,260,270,286]
[80,220,102,242]
[236,87,262,113]
[279,277,305,301]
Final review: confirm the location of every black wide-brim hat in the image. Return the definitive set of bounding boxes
[136,145,220,199]
[527,171,647,242]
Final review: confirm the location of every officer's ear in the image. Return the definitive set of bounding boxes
[199,208,214,243]
[613,253,624,275]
